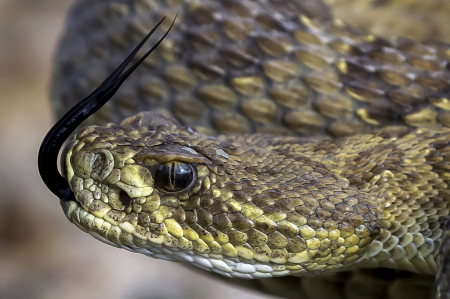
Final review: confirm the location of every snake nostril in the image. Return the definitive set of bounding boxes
[119,190,132,206]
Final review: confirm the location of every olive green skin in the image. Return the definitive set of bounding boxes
[53,0,450,138]
[52,0,450,298]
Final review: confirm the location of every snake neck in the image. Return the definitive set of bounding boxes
[267,127,448,275]
[231,125,448,275]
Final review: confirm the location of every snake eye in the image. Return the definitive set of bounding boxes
[155,162,194,192]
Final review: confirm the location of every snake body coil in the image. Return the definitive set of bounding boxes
[45,0,450,298]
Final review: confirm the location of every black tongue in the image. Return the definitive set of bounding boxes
[38,16,176,201]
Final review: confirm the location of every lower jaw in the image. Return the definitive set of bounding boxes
[61,199,427,279]
[61,199,294,278]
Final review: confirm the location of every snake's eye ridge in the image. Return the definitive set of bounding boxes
[155,162,194,192]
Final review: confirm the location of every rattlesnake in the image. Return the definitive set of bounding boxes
[40,1,450,298]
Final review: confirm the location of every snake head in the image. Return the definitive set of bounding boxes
[62,112,239,264]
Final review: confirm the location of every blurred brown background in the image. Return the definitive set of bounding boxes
[1,0,450,298]
[0,0,275,298]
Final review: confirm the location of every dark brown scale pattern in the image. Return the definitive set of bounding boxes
[53,0,450,139]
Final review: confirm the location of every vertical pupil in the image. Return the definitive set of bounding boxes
[170,162,176,188]
[155,162,194,192]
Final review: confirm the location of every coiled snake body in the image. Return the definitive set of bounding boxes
[44,0,450,298]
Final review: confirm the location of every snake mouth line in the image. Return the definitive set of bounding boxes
[62,199,302,279]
